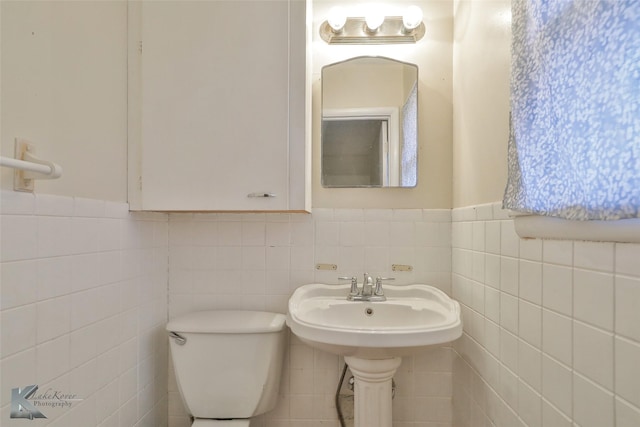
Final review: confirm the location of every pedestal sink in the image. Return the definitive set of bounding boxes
[286,283,462,427]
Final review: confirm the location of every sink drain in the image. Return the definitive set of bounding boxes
[364,307,374,316]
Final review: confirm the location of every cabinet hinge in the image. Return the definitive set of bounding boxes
[138,40,143,54]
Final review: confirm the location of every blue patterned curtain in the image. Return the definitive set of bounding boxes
[503,0,640,220]
[401,83,418,187]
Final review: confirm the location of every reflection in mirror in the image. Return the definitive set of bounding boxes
[322,56,418,188]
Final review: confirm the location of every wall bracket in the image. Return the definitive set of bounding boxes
[0,138,63,192]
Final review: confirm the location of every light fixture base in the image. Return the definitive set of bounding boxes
[320,16,425,45]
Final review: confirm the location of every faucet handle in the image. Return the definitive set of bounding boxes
[338,276,359,295]
[374,277,395,296]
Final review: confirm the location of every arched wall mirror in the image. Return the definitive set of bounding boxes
[321,56,418,188]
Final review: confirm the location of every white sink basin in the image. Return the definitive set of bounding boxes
[286,283,462,358]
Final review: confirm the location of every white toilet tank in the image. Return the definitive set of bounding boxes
[167,310,287,420]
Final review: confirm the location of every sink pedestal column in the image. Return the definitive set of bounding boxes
[345,356,402,427]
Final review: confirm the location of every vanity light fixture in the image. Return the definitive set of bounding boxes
[320,5,425,44]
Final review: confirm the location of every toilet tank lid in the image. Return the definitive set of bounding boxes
[166,310,286,334]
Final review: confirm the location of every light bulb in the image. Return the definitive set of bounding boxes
[402,5,423,31]
[365,9,385,32]
[327,7,347,32]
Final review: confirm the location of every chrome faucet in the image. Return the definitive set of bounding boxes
[339,274,393,302]
[362,273,374,297]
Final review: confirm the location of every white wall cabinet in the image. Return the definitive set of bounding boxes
[128,1,310,211]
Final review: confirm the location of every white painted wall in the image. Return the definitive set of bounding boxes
[1,1,128,202]
[452,0,511,208]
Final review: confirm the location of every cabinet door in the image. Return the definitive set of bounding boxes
[128,1,308,211]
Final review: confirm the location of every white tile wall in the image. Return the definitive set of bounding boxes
[0,191,168,427]
[167,209,453,427]
[11,196,636,427]
[451,202,640,427]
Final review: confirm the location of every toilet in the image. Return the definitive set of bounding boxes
[166,310,287,427]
